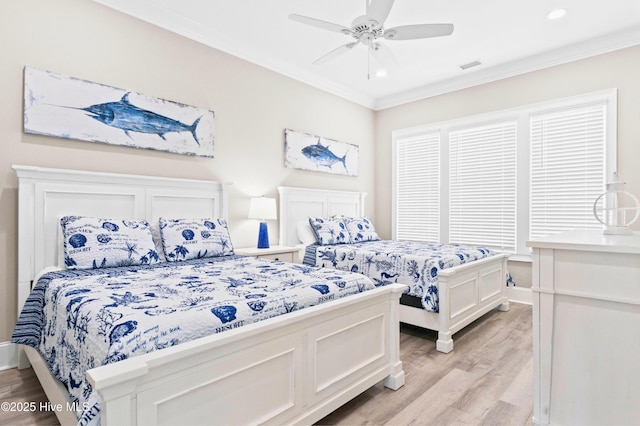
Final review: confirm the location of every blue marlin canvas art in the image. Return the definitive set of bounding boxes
[23,67,214,157]
[284,128,358,176]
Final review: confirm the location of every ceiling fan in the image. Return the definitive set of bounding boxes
[289,0,454,73]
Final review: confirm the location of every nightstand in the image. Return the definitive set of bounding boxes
[235,245,299,263]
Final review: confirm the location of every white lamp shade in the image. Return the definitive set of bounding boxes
[248,197,277,221]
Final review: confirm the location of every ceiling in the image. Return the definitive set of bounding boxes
[93,0,640,110]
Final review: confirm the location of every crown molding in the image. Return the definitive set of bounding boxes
[374,25,640,110]
[92,0,377,108]
[93,0,640,111]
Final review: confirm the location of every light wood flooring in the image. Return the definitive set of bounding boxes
[0,303,533,426]
[317,302,534,425]
[0,366,59,426]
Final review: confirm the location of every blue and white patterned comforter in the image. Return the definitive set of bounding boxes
[304,240,509,313]
[11,255,375,426]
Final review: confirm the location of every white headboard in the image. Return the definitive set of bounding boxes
[13,165,229,314]
[277,186,366,247]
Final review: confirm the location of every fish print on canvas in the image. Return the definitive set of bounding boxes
[284,128,358,176]
[301,139,347,172]
[23,67,215,157]
[76,93,202,145]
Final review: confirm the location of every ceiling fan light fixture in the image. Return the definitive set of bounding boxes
[375,69,388,78]
[547,8,567,20]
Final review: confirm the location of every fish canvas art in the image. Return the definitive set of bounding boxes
[284,128,358,176]
[23,67,214,157]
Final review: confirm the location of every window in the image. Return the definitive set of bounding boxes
[392,89,616,257]
[530,104,607,240]
[449,121,517,251]
[394,133,440,242]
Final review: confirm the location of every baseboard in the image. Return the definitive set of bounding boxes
[508,286,532,305]
[0,341,18,370]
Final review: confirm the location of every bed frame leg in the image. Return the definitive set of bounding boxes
[436,331,454,353]
[498,301,510,312]
[383,361,405,390]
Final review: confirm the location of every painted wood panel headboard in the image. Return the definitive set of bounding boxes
[13,165,230,317]
[277,186,366,247]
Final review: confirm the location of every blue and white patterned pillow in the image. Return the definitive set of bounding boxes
[308,217,351,245]
[61,216,161,270]
[344,217,379,242]
[159,218,234,261]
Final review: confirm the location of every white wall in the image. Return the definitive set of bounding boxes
[374,45,640,288]
[3,0,639,344]
[0,0,375,343]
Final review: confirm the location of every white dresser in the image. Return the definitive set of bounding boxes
[528,230,640,425]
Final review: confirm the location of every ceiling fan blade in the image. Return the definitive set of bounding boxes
[366,0,395,25]
[384,23,454,40]
[370,42,399,68]
[289,14,352,35]
[313,42,359,65]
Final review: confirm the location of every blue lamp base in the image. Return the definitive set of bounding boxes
[257,222,270,249]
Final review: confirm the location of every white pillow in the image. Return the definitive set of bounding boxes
[61,216,161,269]
[296,220,317,245]
[159,218,234,261]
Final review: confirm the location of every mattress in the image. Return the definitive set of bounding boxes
[303,240,499,312]
[12,255,375,425]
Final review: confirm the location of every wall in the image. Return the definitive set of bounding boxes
[3,1,638,347]
[0,0,375,343]
[374,45,640,288]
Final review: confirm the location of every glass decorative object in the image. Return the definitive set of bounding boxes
[593,172,640,235]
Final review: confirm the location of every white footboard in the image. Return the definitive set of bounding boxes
[399,253,510,353]
[88,284,406,426]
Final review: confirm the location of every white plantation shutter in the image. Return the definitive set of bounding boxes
[530,104,606,239]
[395,133,440,241]
[449,121,517,251]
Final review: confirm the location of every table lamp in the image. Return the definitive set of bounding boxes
[248,197,277,248]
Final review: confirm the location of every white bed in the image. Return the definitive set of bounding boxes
[13,165,405,426]
[278,185,510,353]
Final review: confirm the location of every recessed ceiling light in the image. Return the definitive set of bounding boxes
[547,8,567,20]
